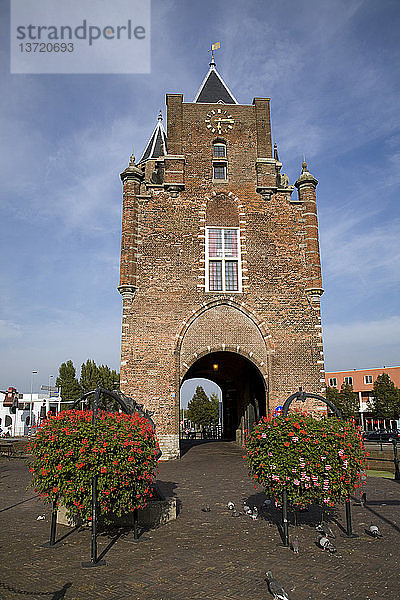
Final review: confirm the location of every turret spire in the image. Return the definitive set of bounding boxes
[138,112,168,163]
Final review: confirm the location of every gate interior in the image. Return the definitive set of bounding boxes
[181,351,266,445]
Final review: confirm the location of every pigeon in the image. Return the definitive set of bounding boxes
[36,515,46,520]
[201,505,211,512]
[369,525,382,538]
[250,506,258,520]
[227,501,235,510]
[319,536,337,553]
[360,492,367,507]
[262,498,272,509]
[243,501,252,515]
[232,509,241,517]
[265,571,290,600]
[291,535,299,554]
[316,521,336,538]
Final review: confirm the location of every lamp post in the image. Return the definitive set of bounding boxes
[29,370,38,433]
[48,375,54,415]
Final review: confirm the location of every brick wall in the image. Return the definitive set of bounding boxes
[119,93,325,459]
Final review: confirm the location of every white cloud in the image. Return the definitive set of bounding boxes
[324,316,400,371]
[0,320,23,340]
[321,216,400,289]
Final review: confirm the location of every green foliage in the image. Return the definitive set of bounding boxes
[28,410,160,523]
[56,360,83,404]
[80,359,120,410]
[209,392,220,421]
[326,383,359,419]
[245,411,367,508]
[186,386,218,427]
[368,373,400,419]
[80,359,99,392]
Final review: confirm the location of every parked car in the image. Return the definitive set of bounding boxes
[363,429,399,442]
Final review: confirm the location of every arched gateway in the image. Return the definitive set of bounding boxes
[118,58,326,459]
[178,300,270,444]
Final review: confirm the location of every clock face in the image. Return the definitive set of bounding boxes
[205,108,234,134]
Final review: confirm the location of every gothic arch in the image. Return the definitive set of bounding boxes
[175,298,273,381]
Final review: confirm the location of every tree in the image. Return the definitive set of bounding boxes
[327,383,359,419]
[186,386,218,428]
[209,392,220,423]
[97,364,119,391]
[56,360,82,404]
[80,360,120,410]
[80,359,99,392]
[368,373,400,419]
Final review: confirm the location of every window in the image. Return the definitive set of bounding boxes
[364,375,373,384]
[206,227,241,292]
[213,163,227,180]
[213,143,226,157]
[344,376,353,386]
[328,378,337,387]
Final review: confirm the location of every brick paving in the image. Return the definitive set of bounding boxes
[0,441,399,600]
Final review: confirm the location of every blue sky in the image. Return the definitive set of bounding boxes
[1,0,399,399]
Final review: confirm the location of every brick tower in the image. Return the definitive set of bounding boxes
[118,57,325,459]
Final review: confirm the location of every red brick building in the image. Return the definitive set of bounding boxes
[118,58,326,458]
[325,366,400,430]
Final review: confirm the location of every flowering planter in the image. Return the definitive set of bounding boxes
[245,411,367,508]
[28,409,160,524]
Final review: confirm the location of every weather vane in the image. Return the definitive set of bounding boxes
[208,41,221,61]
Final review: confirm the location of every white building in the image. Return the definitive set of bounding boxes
[0,390,62,437]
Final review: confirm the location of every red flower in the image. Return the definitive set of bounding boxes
[100,466,107,473]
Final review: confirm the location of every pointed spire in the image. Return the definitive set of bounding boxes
[194,63,238,104]
[138,112,168,164]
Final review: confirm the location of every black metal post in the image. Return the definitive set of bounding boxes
[91,474,98,562]
[379,434,383,452]
[50,500,57,545]
[393,440,400,481]
[134,508,139,540]
[345,497,358,538]
[41,500,61,548]
[82,387,106,567]
[345,498,352,536]
[282,489,289,547]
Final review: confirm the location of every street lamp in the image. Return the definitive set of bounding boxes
[48,375,54,417]
[29,370,38,432]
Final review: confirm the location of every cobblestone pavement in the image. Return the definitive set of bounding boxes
[1,441,399,600]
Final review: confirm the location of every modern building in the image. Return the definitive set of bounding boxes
[325,366,400,430]
[118,56,326,459]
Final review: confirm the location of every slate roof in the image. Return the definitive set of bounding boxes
[138,112,168,164]
[194,60,238,104]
